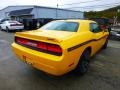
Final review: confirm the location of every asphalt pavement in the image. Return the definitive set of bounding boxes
[0,31,120,90]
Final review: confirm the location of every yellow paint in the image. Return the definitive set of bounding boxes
[11,20,109,76]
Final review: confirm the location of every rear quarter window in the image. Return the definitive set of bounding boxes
[90,23,102,33]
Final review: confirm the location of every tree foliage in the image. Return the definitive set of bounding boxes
[85,6,120,21]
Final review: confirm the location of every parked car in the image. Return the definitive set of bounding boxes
[0,20,24,32]
[12,20,109,76]
[110,26,120,40]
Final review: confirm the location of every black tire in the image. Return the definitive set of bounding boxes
[6,27,9,32]
[75,49,91,75]
[102,40,108,49]
[0,26,2,31]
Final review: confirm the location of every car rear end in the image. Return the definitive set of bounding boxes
[12,37,63,75]
[12,38,64,75]
[11,30,78,76]
[8,21,24,30]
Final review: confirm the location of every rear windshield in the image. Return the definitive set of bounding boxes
[40,21,79,32]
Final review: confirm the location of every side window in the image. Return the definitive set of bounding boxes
[90,23,101,33]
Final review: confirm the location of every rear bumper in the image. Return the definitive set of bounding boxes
[11,43,68,76]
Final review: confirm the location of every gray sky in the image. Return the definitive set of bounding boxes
[0,0,120,11]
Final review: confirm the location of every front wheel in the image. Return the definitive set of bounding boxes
[75,50,90,75]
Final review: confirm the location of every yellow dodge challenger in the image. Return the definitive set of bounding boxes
[12,20,109,76]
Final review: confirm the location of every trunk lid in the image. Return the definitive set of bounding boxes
[15,30,76,43]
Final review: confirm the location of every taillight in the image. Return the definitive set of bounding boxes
[10,24,23,26]
[10,24,17,26]
[15,37,28,44]
[17,24,23,26]
[15,37,62,56]
[47,44,62,53]
[37,42,47,50]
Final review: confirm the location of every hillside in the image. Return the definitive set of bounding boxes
[85,5,120,20]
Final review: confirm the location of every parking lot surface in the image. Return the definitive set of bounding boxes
[0,31,120,90]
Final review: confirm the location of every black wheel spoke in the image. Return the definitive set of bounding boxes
[75,49,90,75]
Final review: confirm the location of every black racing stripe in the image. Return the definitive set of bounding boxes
[68,40,94,52]
[68,35,108,52]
